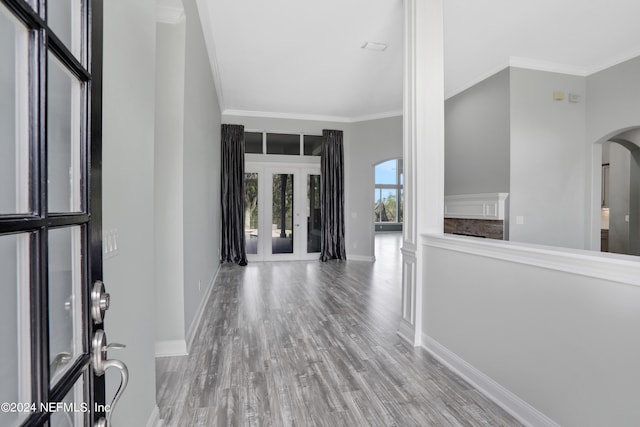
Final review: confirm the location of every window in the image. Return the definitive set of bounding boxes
[266,133,300,155]
[243,131,322,157]
[304,135,322,156]
[245,132,263,154]
[374,159,403,224]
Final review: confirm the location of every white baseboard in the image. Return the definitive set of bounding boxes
[397,320,415,345]
[186,265,220,352]
[421,334,560,427]
[146,405,163,427]
[155,340,187,358]
[348,254,375,262]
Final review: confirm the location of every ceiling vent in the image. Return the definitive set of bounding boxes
[361,41,388,52]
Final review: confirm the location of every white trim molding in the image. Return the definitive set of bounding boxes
[445,193,509,220]
[401,0,445,347]
[156,0,184,24]
[186,266,220,352]
[423,233,640,287]
[146,405,163,427]
[348,254,375,262]
[223,108,402,124]
[350,110,403,123]
[421,335,561,427]
[155,340,188,358]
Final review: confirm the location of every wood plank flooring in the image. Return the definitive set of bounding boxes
[156,233,521,426]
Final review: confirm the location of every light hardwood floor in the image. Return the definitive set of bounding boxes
[156,233,521,426]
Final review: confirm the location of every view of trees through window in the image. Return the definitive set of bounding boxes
[374,159,403,223]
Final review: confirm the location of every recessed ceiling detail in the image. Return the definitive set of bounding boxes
[197,0,404,121]
[195,0,640,119]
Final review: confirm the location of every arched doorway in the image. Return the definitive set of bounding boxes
[596,128,640,255]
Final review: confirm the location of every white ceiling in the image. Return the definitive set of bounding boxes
[196,0,640,122]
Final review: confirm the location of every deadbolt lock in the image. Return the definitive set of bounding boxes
[91,281,111,324]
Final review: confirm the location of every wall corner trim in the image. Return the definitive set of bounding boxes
[421,334,560,427]
[186,265,220,352]
[155,340,188,358]
[146,404,163,427]
[397,320,415,345]
[156,1,185,24]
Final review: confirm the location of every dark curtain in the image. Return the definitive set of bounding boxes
[320,129,347,261]
[221,124,248,266]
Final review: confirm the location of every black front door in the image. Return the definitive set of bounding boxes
[0,0,108,425]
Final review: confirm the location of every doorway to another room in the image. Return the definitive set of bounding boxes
[242,130,323,261]
[244,165,321,261]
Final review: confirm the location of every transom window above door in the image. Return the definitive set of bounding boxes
[244,131,322,157]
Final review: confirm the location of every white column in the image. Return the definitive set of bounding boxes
[399,0,445,346]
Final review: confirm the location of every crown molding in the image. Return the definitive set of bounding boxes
[585,48,640,76]
[350,110,403,123]
[222,109,402,124]
[508,56,588,76]
[156,0,184,24]
[447,51,640,100]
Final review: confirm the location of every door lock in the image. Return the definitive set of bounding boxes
[92,330,128,427]
[91,281,110,324]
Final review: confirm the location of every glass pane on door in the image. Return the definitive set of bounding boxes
[0,233,31,427]
[48,226,83,385]
[244,173,259,254]
[48,53,83,213]
[0,4,30,215]
[49,374,87,426]
[272,174,293,254]
[307,175,321,253]
[47,0,84,63]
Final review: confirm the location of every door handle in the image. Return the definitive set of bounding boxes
[92,330,129,427]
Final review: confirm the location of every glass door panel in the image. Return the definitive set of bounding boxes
[48,226,84,386]
[48,53,84,213]
[0,4,30,215]
[272,174,294,254]
[244,173,259,255]
[0,233,31,427]
[307,174,321,253]
[47,0,84,63]
[49,375,88,426]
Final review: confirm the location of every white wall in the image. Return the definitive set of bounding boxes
[445,68,510,196]
[422,235,640,427]
[182,0,222,338]
[349,116,403,258]
[587,57,640,252]
[509,68,587,249]
[586,57,640,144]
[102,0,157,424]
[155,20,186,346]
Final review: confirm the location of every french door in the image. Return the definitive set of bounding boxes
[0,0,117,426]
[245,164,321,261]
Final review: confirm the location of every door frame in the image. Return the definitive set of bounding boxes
[246,161,321,262]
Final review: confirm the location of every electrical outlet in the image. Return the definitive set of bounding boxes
[198,280,201,291]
